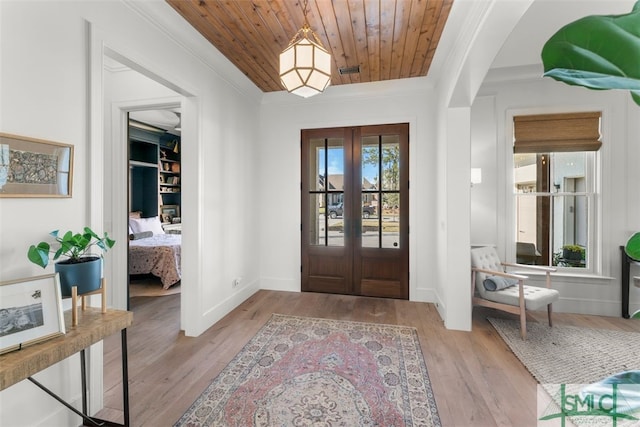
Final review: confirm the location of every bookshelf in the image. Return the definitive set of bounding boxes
[128,123,181,223]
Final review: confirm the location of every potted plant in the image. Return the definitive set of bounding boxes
[27,227,115,297]
[562,244,585,261]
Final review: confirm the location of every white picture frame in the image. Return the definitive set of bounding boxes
[0,274,66,355]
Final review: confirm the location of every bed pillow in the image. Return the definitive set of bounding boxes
[129,212,141,235]
[129,216,165,235]
[129,231,153,240]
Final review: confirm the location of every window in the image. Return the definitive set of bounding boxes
[513,112,601,272]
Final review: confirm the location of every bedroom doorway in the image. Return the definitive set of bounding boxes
[101,52,189,320]
[127,109,183,301]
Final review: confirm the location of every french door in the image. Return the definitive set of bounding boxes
[301,123,409,299]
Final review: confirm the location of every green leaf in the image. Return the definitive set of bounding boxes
[84,227,99,239]
[105,236,116,249]
[625,232,640,261]
[541,1,640,106]
[27,243,50,268]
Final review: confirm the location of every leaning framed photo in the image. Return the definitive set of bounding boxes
[0,132,74,197]
[160,204,180,221]
[0,274,66,355]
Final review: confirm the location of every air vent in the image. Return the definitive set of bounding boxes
[339,65,360,75]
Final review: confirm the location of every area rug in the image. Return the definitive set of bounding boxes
[175,314,441,427]
[488,317,640,385]
[129,279,180,297]
[489,318,640,426]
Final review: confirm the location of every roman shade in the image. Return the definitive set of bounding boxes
[514,112,602,153]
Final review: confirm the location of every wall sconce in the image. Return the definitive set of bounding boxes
[471,168,482,187]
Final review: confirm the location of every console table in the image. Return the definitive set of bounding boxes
[0,307,133,426]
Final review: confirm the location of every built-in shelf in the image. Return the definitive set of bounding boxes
[129,124,181,219]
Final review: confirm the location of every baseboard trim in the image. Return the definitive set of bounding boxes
[194,281,260,336]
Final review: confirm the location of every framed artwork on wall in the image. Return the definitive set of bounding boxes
[0,274,66,355]
[0,133,74,197]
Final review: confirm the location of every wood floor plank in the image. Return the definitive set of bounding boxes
[95,290,640,426]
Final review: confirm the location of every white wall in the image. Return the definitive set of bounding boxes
[258,79,442,304]
[471,95,498,245]
[1,1,96,424]
[472,75,640,316]
[0,0,261,425]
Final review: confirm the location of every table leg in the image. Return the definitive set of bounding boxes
[121,329,130,426]
[25,328,130,426]
[622,246,630,319]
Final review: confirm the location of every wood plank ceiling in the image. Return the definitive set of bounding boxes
[166,0,454,93]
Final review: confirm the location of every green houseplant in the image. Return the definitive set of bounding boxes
[541,1,640,106]
[625,232,640,262]
[28,227,115,297]
[562,244,585,261]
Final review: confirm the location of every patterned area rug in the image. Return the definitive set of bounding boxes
[175,314,441,427]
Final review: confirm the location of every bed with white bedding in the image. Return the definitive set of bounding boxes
[128,215,181,289]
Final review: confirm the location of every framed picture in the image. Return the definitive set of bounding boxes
[0,274,66,355]
[0,133,74,198]
[160,204,180,221]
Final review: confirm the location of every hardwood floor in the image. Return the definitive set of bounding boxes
[96,291,640,426]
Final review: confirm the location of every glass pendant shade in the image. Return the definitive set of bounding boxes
[280,30,331,98]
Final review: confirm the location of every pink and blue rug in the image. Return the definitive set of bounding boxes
[175,314,441,426]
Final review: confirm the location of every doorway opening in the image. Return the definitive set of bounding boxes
[127,110,183,299]
[102,51,188,313]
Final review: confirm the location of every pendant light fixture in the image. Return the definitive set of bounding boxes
[279,0,331,98]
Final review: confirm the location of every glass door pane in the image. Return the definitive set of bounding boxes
[381,194,400,248]
[308,137,344,247]
[309,194,325,246]
[360,135,400,249]
[381,136,400,191]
